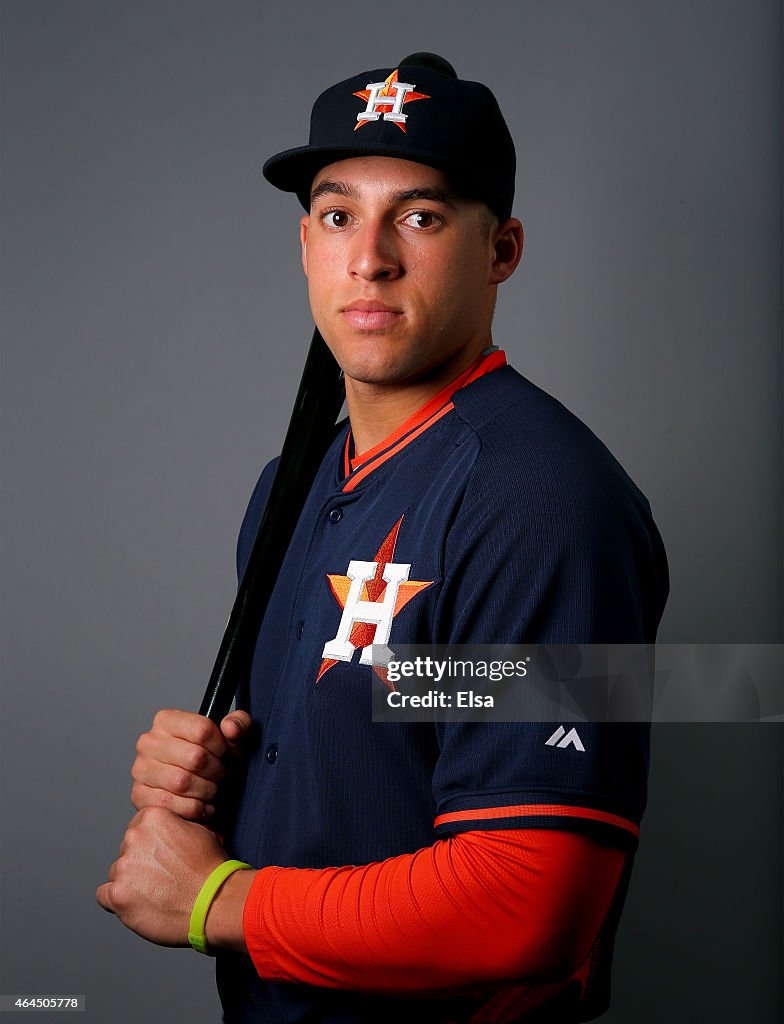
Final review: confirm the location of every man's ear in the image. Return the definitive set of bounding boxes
[300,214,310,276]
[489,218,524,285]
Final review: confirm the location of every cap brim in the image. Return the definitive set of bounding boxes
[263,143,493,212]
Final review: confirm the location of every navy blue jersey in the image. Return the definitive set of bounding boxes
[217,359,668,1023]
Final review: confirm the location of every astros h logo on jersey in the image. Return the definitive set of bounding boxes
[317,516,433,686]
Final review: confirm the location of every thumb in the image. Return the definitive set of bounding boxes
[219,710,253,748]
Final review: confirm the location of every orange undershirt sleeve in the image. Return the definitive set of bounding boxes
[242,828,625,996]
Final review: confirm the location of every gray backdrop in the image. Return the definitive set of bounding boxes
[1,1,781,1021]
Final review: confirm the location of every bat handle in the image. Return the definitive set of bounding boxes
[198,329,345,724]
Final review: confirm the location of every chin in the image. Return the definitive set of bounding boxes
[341,359,415,386]
[325,336,419,385]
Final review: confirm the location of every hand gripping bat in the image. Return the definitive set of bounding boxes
[199,328,344,722]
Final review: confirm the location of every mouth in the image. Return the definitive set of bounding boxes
[341,300,404,331]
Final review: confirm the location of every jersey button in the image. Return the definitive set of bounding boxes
[328,508,343,523]
[265,744,278,764]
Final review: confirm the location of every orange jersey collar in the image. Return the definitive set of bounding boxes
[341,348,507,493]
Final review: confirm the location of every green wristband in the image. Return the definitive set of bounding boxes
[188,859,252,956]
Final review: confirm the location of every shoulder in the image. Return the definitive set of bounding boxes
[236,457,280,579]
[442,368,668,641]
[235,418,350,580]
[452,364,652,517]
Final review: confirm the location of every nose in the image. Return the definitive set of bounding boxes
[347,220,401,281]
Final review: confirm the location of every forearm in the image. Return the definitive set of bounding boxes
[208,828,624,993]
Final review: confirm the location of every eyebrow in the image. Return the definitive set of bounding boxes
[310,180,458,211]
[393,187,457,210]
[310,179,361,205]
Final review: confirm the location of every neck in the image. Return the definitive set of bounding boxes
[346,341,492,455]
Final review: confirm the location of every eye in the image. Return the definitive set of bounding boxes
[402,210,442,230]
[321,209,352,229]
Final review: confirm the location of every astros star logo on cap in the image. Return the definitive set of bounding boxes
[263,53,516,220]
[353,69,430,132]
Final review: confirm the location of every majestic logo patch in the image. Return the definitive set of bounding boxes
[318,516,433,686]
[353,69,430,133]
[545,726,586,752]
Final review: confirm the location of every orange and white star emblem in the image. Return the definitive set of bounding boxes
[353,69,430,133]
[317,516,433,687]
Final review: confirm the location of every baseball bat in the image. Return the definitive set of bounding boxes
[199,327,344,723]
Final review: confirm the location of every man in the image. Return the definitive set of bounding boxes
[97,54,668,1023]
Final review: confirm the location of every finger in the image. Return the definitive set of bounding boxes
[131,758,221,808]
[130,765,221,811]
[130,782,214,821]
[136,732,228,780]
[133,740,226,790]
[150,709,228,758]
[96,881,116,914]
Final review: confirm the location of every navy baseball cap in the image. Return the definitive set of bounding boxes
[263,53,516,220]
